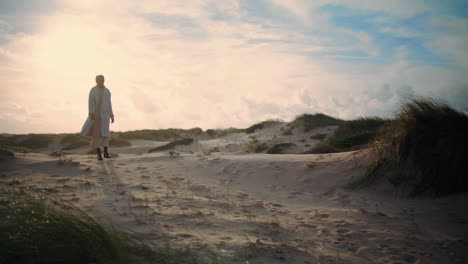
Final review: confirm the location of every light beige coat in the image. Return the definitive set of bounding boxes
[80,86,114,137]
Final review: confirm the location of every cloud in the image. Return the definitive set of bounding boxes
[0,0,467,133]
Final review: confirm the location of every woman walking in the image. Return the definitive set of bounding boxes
[80,75,115,160]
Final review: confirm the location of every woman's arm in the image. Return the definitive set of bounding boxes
[88,88,95,118]
[109,90,114,123]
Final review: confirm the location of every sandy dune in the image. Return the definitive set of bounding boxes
[1,148,468,264]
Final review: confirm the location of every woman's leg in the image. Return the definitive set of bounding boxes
[103,136,111,158]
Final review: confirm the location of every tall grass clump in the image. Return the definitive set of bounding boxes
[353,97,468,196]
[292,113,343,132]
[245,119,283,134]
[0,186,139,263]
[0,186,222,264]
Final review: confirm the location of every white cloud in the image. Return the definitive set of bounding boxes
[0,0,467,133]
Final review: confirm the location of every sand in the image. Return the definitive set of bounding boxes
[2,146,468,264]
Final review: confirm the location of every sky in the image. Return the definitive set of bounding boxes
[0,0,467,133]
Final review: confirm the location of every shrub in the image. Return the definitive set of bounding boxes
[148,138,195,152]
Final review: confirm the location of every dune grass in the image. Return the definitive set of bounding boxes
[0,147,15,160]
[0,134,56,150]
[148,138,195,153]
[245,119,283,134]
[109,133,132,147]
[305,117,389,153]
[292,113,344,132]
[205,128,246,138]
[60,133,89,150]
[349,97,468,196]
[0,185,221,264]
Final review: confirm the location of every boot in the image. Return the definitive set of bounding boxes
[103,147,111,159]
[96,148,103,160]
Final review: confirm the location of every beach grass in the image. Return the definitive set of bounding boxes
[349,97,468,196]
[0,185,221,264]
[245,119,283,134]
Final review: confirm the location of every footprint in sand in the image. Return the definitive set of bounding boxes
[335,228,352,235]
[314,213,329,218]
[176,233,194,239]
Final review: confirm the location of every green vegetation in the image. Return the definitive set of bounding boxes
[0,134,55,150]
[109,133,131,147]
[60,133,89,150]
[333,117,390,138]
[305,117,389,153]
[205,128,246,138]
[292,113,344,132]
[148,138,195,152]
[113,129,181,141]
[245,119,283,134]
[331,132,377,149]
[0,186,221,264]
[349,97,468,196]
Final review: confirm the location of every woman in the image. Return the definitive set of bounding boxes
[80,75,115,160]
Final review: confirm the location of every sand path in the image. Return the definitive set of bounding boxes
[1,151,468,264]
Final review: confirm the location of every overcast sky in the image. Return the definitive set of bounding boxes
[1,0,467,133]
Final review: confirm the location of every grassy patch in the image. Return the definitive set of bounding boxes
[206,128,246,138]
[0,186,221,264]
[292,113,343,132]
[0,134,56,150]
[331,132,377,149]
[60,134,89,150]
[245,119,283,134]
[334,117,390,138]
[350,97,468,196]
[148,138,195,152]
[109,133,131,147]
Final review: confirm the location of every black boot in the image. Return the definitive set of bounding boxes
[103,147,111,159]
[96,148,103,160]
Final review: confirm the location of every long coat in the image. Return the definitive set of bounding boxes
[80,86,114,137]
